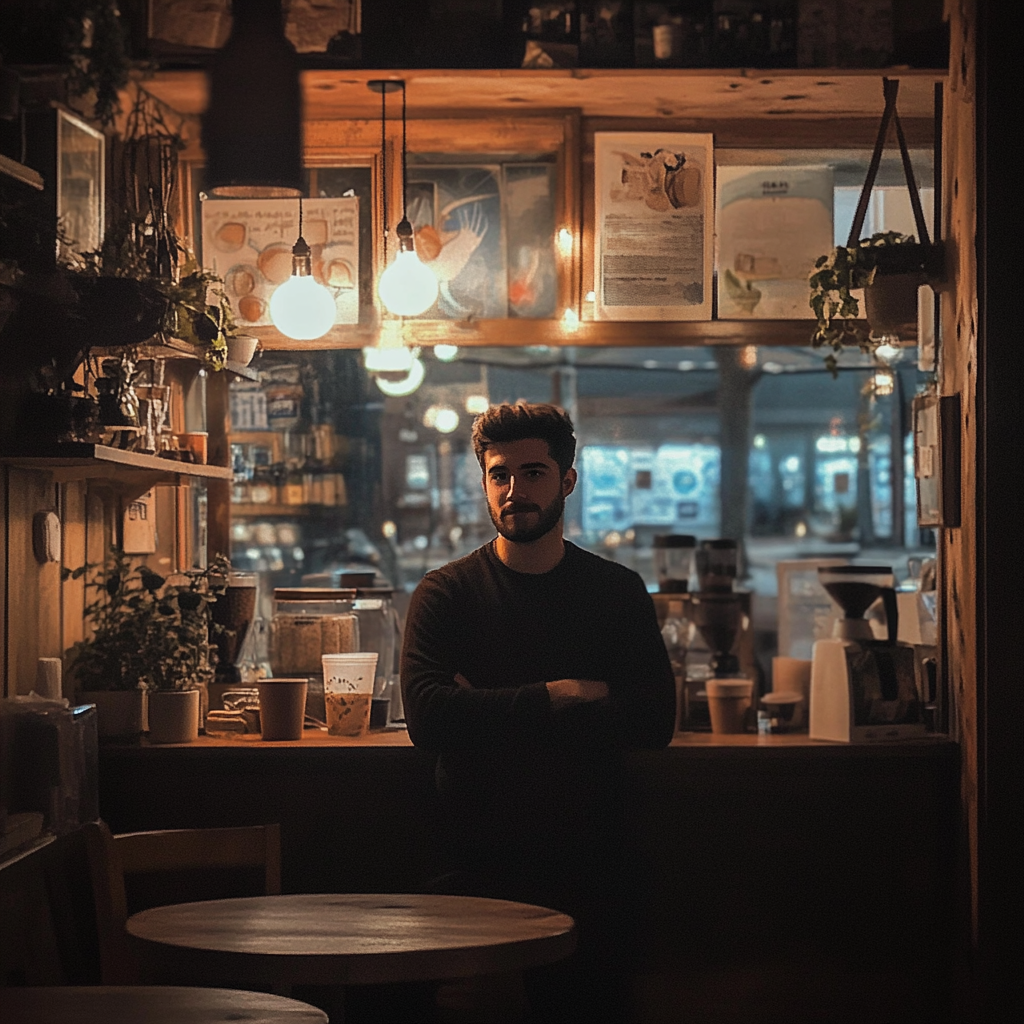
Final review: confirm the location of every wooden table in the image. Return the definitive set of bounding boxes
[0,986,328,1024]
[127,893,577,987]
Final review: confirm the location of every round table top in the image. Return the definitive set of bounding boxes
[0,986,328,1024]
[127,893,577,986]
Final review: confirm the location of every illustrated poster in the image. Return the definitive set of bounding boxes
[201,198,359,329]
[594,132,714,321]
[716,166,834,319]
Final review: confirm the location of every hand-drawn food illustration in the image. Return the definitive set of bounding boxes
[213,221,246,252]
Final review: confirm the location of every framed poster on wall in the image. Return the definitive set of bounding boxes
[594,132,714,321]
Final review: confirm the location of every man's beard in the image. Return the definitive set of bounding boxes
[489,492,565,544]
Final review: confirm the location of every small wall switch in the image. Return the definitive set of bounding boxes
[32,511,61,564]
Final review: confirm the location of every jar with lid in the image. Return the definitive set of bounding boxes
[351,588,402,728]
[696,539,738,592]
[653,534,697,593]
[268,588,360,676]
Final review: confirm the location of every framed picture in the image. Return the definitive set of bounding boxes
[913,392,961,528]
[594,132,714,321]
[56,108,105,263]
[716,165,833,320]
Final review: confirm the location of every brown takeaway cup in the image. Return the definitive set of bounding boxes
[706,678,753,734]
[257,678,308,741]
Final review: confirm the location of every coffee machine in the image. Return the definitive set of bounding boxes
[809,566,926,742]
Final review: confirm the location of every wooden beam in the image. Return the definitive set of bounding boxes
[136,67,945,124]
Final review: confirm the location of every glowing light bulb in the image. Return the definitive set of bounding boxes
[364,345,414,374]
[433,344,459,362]
[557,228,573,257]
[562,307,579,330]
[374,357,425,397]
[434,407,460,434]
[269,233,337,341]
[378,218,438,317]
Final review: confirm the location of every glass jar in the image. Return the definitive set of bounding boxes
[653,534,697,593]
[351,588,401,727]
[268,588,359,676]
[695,539,738,593]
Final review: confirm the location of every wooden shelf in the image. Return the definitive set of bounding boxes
[0,444,232,488]
[140,67,945,124]
[0,154,44,190]
[232,503,347,517]
[94,338,261,381]
[248,317,881,351]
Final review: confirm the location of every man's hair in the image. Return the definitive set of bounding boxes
[471,402,577,476]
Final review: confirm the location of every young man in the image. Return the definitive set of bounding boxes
[401,401,675,1022]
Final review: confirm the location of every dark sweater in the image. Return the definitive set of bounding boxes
[401,541,675,872]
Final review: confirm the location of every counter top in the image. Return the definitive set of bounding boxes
[106,728,956,760]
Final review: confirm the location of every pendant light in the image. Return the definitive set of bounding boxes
[269,197,337,340]
[370,80,438,318]
[204,0,303,198]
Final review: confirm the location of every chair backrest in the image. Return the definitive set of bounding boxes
[83,820,281,985]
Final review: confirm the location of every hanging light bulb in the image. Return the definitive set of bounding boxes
[374,357,425,397]
[378,217,439,317]
[364,344,414,374]
[433,344,459,362]
[269,201,337,340]
[370,78,438,319]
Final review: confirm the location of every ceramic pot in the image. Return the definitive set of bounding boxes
[864,272,925,335]
[148,689,200,744]
[80,689,148,740]
[226,334,259,366]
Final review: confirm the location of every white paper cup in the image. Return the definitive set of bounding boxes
[322,653,378,738]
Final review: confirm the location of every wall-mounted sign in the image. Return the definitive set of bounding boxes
[594,132,714,322]
[201,197,359,329]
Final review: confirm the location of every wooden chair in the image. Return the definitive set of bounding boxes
[83,820,281,985]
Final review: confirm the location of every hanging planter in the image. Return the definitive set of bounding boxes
[809,78,944,370]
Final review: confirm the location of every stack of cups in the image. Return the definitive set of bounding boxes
[322,653,379,738]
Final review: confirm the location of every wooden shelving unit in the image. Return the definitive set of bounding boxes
[0,443,232,487]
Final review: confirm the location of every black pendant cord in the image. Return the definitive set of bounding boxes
[381,84,388,265]
[298,195,303,240]
[401,80,408,223]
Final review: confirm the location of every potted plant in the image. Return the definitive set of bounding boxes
[809,231,941,371]
[66,551,229,742]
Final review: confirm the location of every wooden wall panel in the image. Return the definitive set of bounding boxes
[59,481,88,697]
[940,0,978,944]
[2,469,61,695]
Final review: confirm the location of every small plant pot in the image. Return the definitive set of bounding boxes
[148,689,200,744]
[864,272,926,335]
[226,334,259,366]
[80,689,149,740]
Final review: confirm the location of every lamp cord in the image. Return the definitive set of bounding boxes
[298,194,303,239]
[381,84,388,264]
[401,80,407,221]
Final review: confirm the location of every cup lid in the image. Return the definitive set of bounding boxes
[706,678,752,697]
[274,588,357,601]
[761,690,804,704]
[653,534,697,548]
[817,565,892,576]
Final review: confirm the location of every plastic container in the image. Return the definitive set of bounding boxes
[268,588,359,676]
[352,588,400,728]
[696,539,738,592]
[653,535,697,593]
[322,653,378,738]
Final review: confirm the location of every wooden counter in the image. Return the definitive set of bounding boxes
[98,730,958,1023]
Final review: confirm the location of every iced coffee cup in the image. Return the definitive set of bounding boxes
[322,653,378,738]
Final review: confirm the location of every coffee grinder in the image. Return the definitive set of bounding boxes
[690,593,753,732]
[209,571,258,710]
[809,565,926,742]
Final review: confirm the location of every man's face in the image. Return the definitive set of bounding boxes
[482,438,577,544]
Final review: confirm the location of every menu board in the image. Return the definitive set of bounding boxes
[594,132,714,321]
[201,197,359,329]
[716,166,834,320]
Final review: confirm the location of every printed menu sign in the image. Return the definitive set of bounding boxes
[594,132,714,321]
[201,197,359,329]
